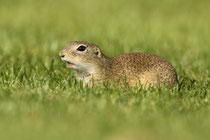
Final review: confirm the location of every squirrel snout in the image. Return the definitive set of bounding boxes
[61,54,65,58]
[59,51,65,58]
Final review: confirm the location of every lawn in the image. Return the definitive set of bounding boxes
[0,0,210,140]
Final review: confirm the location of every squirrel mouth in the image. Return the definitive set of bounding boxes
[66,61,74,67]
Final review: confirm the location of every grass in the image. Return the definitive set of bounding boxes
[0,0,210,139]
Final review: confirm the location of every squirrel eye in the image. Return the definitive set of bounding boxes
[77,45,86,51]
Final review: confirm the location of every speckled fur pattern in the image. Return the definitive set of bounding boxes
[60,41,179,88]
[107,53,178,88]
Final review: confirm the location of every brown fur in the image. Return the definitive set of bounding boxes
[59,41,179,88]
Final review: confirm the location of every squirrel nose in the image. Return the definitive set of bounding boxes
[59,51,65,58]
[61,54,65,58]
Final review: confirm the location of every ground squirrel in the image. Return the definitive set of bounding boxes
[59,41,179,88]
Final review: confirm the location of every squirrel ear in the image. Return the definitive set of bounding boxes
[94,47,102,57]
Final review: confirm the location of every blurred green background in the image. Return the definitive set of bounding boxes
[0,0,210,140]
